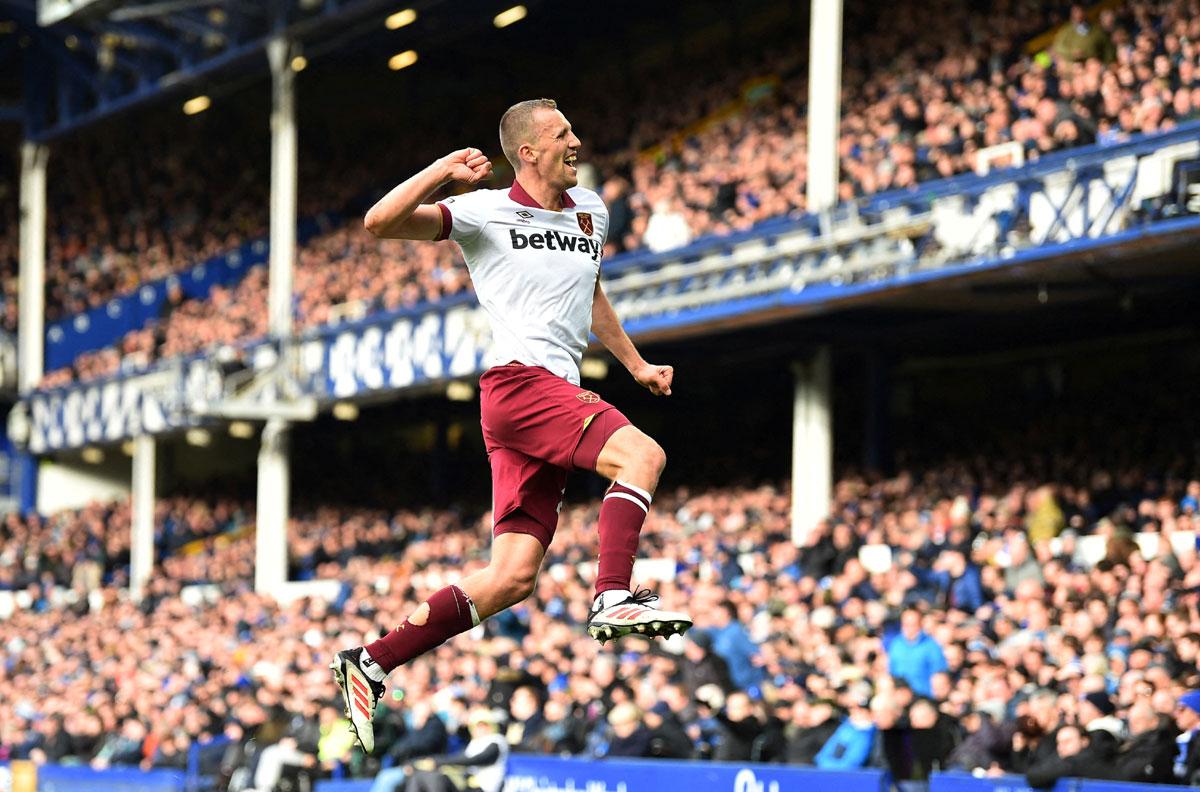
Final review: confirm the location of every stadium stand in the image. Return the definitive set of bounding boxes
[3,444,1198,783]
[32,0,1200,386]
[36,224,472,388]
[0,121,268,330]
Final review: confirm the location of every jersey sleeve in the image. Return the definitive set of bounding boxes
[435,191,489,245]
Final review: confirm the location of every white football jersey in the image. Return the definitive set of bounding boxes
[437,181,609,384]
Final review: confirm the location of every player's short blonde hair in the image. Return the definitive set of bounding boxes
[499,98,558,170]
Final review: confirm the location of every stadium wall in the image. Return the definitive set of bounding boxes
[35,453,129,512]
[3,760,1183,792]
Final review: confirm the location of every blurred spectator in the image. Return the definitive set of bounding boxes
[1052,4,1115,64]
[379,701,449,775]
[605,703,652,758]
[927,549,984,613]
[1111,700,1176,784]
[253,734,314,792]
[90,718,147,769]
[907,698,956,779]
[1078,691,1123,755]
[946,707,1011,773]
[401,708,509,792]
[505,686,546,753]
[714,692,764,762]
[1025,724,1111,789]
[1010,688,1066,773]
[600,178,633,256]
[815,695,876,769]
[786,698,841,765]
[706,600,764,691]
[643,690,695,760]
[643,199,692,252]
[681,631,735,694]
[886,608,948,697]
[1175,690,1200,783]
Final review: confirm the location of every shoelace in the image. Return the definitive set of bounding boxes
[592,587,661,616]
[626,587,660,608]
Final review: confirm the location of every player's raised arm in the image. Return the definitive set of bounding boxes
[591,280,673,396]
[363,148,492,240]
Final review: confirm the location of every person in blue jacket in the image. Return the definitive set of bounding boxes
[814,697,877,769]
[707,600,765,691]
[887,607,948,697]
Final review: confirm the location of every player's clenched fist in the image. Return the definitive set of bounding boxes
[633,363,673,396]
[440,148,492,184]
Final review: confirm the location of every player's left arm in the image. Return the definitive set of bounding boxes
[591,280,672,396]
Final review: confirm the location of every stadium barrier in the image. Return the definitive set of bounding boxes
[0,762,186,792]
[929,772,1183,792]
[0,762,1186,792]
[16,121,1200,454]
[0,735,228,792]
[315,756,887,792]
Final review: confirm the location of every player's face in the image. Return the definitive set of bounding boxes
[531,108,582,190]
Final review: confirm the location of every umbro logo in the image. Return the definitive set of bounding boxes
[516,210,533,219]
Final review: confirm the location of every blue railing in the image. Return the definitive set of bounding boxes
[602,119,1200,279]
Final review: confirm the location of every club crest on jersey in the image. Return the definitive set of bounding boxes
[576,212,593,236]
[576,391,601,404]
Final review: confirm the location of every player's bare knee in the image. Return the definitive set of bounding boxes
[643,438,667,478]
[625,436,665,490]
[489,564,537,607]
[500,566,538,606]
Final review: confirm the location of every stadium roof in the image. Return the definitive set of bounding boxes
[0,0,548,141]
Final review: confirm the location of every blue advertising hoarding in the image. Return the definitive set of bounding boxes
[501,755,887,792]
[929,772,1183,792]
[0,763,185,792]
[312,757,886,792]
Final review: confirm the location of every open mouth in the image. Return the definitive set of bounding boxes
[565,153,578,173]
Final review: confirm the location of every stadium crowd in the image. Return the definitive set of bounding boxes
[36,224,472,388]
[29,0,1200,386]
[3,456,1200,789]
[616,0,1200,250]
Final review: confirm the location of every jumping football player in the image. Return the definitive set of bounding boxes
[331,99,691,752]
